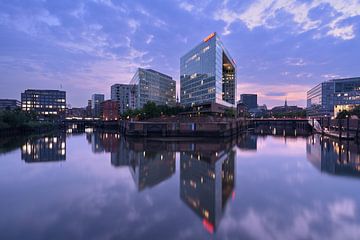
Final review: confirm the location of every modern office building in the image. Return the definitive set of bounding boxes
[307,77,360,116]
[91,94,104,117]
[101,100,119,121]
[21,89,66,119]
[180,32,236,108]
[111,84,135,114]
[0,99,21,110]
[240,94,257,109]
[129,68,176,109]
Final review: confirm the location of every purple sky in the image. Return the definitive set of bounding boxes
[0,0,359,108]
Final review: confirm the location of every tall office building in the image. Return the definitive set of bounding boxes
[240,94,257,109]
[111,84,135,114]
[307,77,360,116]
[91,94,104,117]
[180,32,236,108]
[130,68,176,109]
[21,89,66,119]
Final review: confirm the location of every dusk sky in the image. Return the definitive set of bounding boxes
[1,0,359,108]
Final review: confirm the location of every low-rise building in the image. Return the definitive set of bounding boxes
[307,77,360,117]
[101,100,119,121]
[0,99,21,111]
[21,89,66,119]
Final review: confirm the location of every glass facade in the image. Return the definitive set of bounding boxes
[21,89,66,119]
[307,77,360,116]
[130,68,176,109]
[180,32,236,107]
[91,94,104,117]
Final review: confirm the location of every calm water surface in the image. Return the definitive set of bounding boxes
[1,127,360,240]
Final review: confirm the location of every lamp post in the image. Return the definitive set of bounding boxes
[346,114,350,139]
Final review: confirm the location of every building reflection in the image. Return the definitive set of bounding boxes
[89,132,238,231]
[179,140,236,233]
[306,134,360,178]
[92,133,176,191]
[127,139,176,191]
[237,134,257,151]
[86,131,120,153]
[21,134,66,163]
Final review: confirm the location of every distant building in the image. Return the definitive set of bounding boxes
[307,77,360,117]
[180,32,236,108]
[86,100,92,117]
[130,68,176,109]
[236,101,248,118]
[271,99,303,116]
[21,89,66,119]
[91,94,104,117]
[101,100,119,121]
[67,107,86,118]
[111,84,135,114]
[0,99,21,111]
[240,94,257,109]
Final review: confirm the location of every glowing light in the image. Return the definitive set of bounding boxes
[202,219,214,234]
[203,32,215,42]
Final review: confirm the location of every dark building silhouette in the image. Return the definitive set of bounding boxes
[237,134,257,151]
[240,94,257,109]
[0,99,21,110]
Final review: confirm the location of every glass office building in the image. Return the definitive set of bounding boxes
[130,68,176,109]
[180,32,236,108]
[307,77,360,116]
[91,94,104,117]
[21,89,66,119]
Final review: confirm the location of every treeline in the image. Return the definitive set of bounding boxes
[0,109,55,131]
[122,102,186,120]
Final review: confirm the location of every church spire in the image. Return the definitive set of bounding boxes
[285,97,288,107]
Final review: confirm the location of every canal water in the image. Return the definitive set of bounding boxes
[1,127,360,240]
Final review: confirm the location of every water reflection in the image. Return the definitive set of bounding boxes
[89,131,238,230]
[3,128,360,239]
[21,134,66,163]
[180,141,235,233]
[307,134,360,178]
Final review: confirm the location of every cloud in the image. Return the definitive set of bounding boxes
[179,2,194,12]
[213,0,360,40]
[328,199,356,222]
[0,9,61,36]
[285,58,307,66]
[127,19,140,33]
[266,91,286,97]
[146,35,154,44]
[238,82,310,107]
